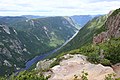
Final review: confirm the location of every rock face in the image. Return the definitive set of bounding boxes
[93,9,120,44]
[112,63,120,78]
[45,54,115,80]
[0,25,29,59]
[36,58,56,70]
[0,25,30,75]
[93,32,108,44]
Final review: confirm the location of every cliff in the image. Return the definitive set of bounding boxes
[93,8,120,44]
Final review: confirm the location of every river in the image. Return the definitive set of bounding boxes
[20,31,79,71]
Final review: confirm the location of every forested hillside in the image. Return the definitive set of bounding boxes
[0,16,78,76]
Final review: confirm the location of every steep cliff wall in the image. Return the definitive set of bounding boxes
[93,8,120,44]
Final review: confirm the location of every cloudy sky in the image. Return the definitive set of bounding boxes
[0,0,120,16]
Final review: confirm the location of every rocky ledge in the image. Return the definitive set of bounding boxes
[36,54,119,80]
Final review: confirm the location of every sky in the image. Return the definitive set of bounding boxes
[0,0,120,16]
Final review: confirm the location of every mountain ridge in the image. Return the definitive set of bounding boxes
[40,8,120,80]
[0,16,78,75]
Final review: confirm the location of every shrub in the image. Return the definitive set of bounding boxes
[81,71,88,80]
[105,73,115,80]
[100,59,111,66]
[10,70,48,80]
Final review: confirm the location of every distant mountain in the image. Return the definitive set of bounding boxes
[0,16,78,75]
[22,15,46,19]
[71,15,99,28]
[0,16,27,25]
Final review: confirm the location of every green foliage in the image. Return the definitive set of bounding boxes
[82,38,120,65]
[100,59,111,66]
[51,15,108,58]
[104,38,120,64]
[49,57,62,68]
[81,71,88,80]
[105,73,116,80]
[87,52,100,64]
[56,37,120,66]
[116,78,120,80]
[111,8,120,16]
[10,70,48,80]
[49,60,59,68]
[0,16,77,76]
[0,76,7,80]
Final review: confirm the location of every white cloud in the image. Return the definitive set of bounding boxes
[0,0,120,16]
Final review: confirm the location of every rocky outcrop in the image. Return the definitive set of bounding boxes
[43,54,115,80]
[0,25,29,56]
[93,10,120,44]
[112,63,120,78]
[36,58,56,70]
[93,32,108,44]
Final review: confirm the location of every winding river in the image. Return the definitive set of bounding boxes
[22,31,79,70]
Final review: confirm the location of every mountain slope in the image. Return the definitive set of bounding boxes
[54,8,120,66]
[45,8,120,79]
[0,25,30,75]
[54,15,108,55]
[66,9,120,52]
[1,8,120,80]
[11,17,78,54]
[0,16,78,75]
